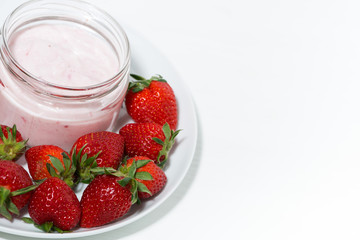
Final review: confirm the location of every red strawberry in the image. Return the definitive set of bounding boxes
[0,160,35,220]
[126,74,178,130]
[71,131,125,183]
[26,177,81,232]
[119,122,180,167]
[25,145,75,187]
[0,125,27,161]
[124,156,167,199]
[80,174,132,228]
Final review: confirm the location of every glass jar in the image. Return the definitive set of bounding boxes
[0,0,130,151]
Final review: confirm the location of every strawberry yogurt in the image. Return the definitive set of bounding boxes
[0,0,130,151]
[9,24,119,88]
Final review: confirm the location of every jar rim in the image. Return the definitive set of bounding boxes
[1,0,130,93]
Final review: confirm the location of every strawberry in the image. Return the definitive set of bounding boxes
[119,122,180,167]
[71,131,125,183]
[0,124,27,161]
[123,156,167,199]
[80,174,132,228]
[25,177,81,232]
[0,160,35,220]
[25,145,76,187]
[126,74,178,130]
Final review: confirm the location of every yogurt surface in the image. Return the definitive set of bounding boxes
[9,23,119,87]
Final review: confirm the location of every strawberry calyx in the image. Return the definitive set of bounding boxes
[128,74,167,93]
[0,184,39,220]
[46,153,77,188]
[71,144,102,184]
[118,159,153,204]
[22,217,70,233]
[153,123,181,168]
[0,125,27,161]
[97,159,153,204]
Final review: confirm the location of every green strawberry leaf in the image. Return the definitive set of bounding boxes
[81,153,91,167]
[63,153,71,172]
[0,204,12,221]
[73,144,105,183]
[129,73,167,93]
[0,187,10,207]
[135,172,153,181]
[150,74,167,82]
[162,123,171,139]
[11,183,39,197]
[0,127,5,143]
[130,74,147,81]
[46,163,60,178]
[135,160,151,168]
[138,182,152,195]
[23,218,70,233]
[53,226,70,233]
[80,151,101,168]
[71,144,84,166]
[0,186,21,220]
[116,157,158,205]
[6,127,12,142]
[7,200,19,215]
[49,155,65,173]
[90,167,114,175]
[11,125,16,139]
[172,129,181,139]
[157,160,167,169]
[128,161,137,178]
[118,177,132,187]
[38,222,53,233]
[131,87,144,93]
[104,167,123,177]
[22,217,35,224]
[46,154,77,188]
[153,137,164,145]
[130,180,139,205]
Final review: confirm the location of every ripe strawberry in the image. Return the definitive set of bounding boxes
[126,74,178,130]
[0,160,35,220]
[26,177,81,232]
[25,145,75,187]
[119,122,180,167]
[0,124,27,161]
[71,131,125,183]
[80,174,132,228]
[123,156,167,199]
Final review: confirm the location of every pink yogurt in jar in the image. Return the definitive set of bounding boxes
[0,0,130,151]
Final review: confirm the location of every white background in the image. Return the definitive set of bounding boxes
[2,0,360,239]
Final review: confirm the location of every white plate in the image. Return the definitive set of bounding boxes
[0,26,198,238]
